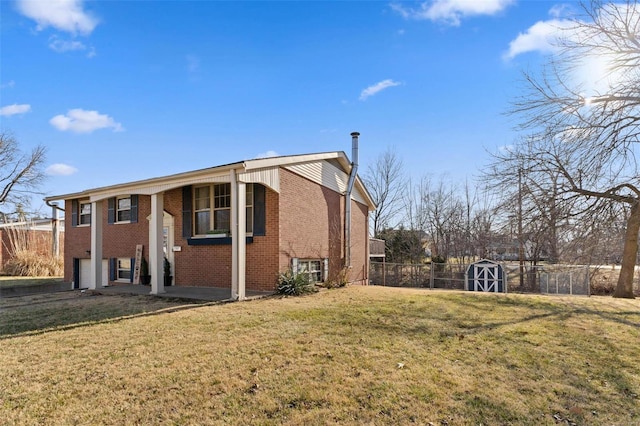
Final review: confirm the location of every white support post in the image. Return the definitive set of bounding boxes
[237,180,247,301]
[150,193,165,295]
[51,202,60,258]
[90,200,103,289]
[231,170,238,299]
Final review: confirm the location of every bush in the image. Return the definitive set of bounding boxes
[4,251,62,277]
[323,267,349,289]
[2,223,63,277]
[276,269,317,296]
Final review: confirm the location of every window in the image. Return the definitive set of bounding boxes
[108,195,138,225]
[193,183,254,236]
[246,184,254,233]
[117,258,131,281]
[213,183,231,232]
[116,196,131,222]
[296,259,324,283]
[79,201,91,225]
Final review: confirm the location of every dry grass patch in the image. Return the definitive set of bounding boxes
[1,287,639,425]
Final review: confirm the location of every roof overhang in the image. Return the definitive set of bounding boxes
[44,151,375,210]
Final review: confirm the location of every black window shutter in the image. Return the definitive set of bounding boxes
[73,258,80,289]
[130,195,138,223]
[182,185,193,239]
[253,184,266,236]
[71,200,79,227]
[130,257,135,283]
[107,198,115,224]
[109,258,116,281]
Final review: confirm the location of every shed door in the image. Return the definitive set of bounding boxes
[471,263,501,292]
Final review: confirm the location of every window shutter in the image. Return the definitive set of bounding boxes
[73,258,80,289]
[182,185,193,239]
[253,184,266,236]
[107,198,115,224]
[71,200,79,227]
[130,195,138,223]
[130,257,135,283]
[292,258,299,275]
[109,258,116,281]
[323,258,329,282]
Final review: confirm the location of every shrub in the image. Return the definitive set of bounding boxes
[4,251,63,276]
[276,269,317,296]
[323,267,349,289]
[2,222,62,277]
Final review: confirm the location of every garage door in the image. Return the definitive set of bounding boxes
[79,259,108,289]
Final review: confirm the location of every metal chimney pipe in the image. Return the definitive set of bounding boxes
[351,132,360,168]
[345,132,360,270]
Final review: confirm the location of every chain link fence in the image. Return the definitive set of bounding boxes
[370,261,591,295]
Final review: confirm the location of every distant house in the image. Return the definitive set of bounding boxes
[45,147,375,299]
[0,219,64,273]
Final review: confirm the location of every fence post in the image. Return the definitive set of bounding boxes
[569,272,573,295]
[430,263,434,289]
[382,259,386,287]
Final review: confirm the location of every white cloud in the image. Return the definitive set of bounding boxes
[391,0,514,26]
[506,3,639,98]
[1,80,16,89]
[503,19,572,60]
[16,0,98,35]
[48,36,86,53]
[46,163,78,176]
[359,79,402,101]
[0,104,31,116]
[49,109,124,133]
[255,150,279,159]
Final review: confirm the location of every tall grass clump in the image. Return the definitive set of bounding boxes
[276,269,317,296]
[2,223,62,276]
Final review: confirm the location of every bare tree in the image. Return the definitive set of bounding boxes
[0,132,46,220]
[363,147,405,237]
[495,0,640,298]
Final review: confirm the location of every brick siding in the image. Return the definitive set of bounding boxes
[63,165,369,290]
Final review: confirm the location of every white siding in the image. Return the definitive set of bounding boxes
[238,168,280,192]
[285,161,367,205]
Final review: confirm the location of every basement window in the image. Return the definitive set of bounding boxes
[117,258,131,281]
[293,258,328,283]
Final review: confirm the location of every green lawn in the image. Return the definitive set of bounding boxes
[1,286,639,425]
[0,276,63,288]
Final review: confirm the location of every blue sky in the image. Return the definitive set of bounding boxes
[1,0,572,213]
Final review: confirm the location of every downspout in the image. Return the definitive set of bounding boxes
[345,132,359,268]
[46,200,64,259]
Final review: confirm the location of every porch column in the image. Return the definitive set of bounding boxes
[231,170,246,301]
[150,192,165,295]
[237,180,247,300]
[231,170,238,298]
[90,200,103,289]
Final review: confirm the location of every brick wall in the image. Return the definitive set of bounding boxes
[63,197,149,285]
[62,166,369,290]
[63,198,91,282]
[164,186,280,291]
[278,168,369,285]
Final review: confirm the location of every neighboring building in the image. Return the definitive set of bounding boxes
[0,219,64,273]
[45,148,375,299]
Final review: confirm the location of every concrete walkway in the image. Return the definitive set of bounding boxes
[95,284,273,302]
